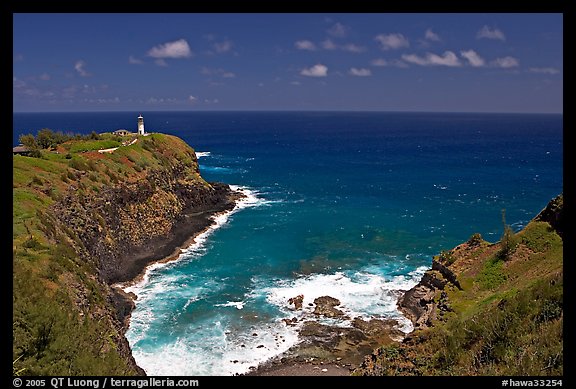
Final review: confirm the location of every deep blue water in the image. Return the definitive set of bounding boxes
[13,111,563,375]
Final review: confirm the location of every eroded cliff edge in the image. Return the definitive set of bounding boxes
[13,133,241,375]
[355,194,563,376]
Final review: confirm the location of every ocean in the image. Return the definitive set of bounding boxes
[13,111,563,375]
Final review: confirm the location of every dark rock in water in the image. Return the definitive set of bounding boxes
[282,317,299,326]
[313,296,345,318]
[288,294,304,310]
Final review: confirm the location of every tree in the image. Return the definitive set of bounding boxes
[18,134,42,158]
[36,128,56,149]
[19,134,37,149]
[498,209,518,260]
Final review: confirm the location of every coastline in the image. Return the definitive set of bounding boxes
[242,308,411,376]
[112,185,247,330]
[111,181,423,377]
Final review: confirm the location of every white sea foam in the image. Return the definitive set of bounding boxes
[195,151,211,158]
[216,301,245,310]
[132,316,299,376]
[258,264,428,333]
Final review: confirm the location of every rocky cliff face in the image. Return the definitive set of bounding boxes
[52,168,237,284]
[534,193,563,237]
[13,133,240,375]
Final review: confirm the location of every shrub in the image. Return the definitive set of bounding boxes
[438,250,456,266]
[36,128,57,149]
[86,160,98,171]
[69,158,89,172]
[467,233,483,246]
[31,176,43,186]
[498,210,519,260]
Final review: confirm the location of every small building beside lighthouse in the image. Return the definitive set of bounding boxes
[137,114,145,135]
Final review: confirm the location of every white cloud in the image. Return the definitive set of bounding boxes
[13,76,26,88]
[291,81,301,86]
[460,50,485,67]
[146,97,177,105]
[295,40,317,51]
[349,67,372,77]
[528,67,560,75]
[491,56,519,68]
[327,22,349,37]
[401,54,427,66]
[375,33,410,50]
[201,67,236,78]
[189,95,198,104]
[341,43,366,53]
[74,60,90,77]
[477,25,506,41]
[322,39,337,50]
[39,73,51,81]
[147,39,192,58]
[402,51,461,67]
[128,55,144,65]
[425,29,441,42]
[316,39,366,53]
[301,64,328,77]
[370,58,409,68]
[214,40,233,53]
[371,58,388,67]
[154,59,168,67]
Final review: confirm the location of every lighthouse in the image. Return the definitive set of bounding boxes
[137,114,145,135]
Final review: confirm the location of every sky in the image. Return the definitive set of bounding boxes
[12,13,563,113]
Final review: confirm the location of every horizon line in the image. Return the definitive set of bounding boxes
[13,109,563,115]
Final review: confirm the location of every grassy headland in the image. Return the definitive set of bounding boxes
[13,130,238,375]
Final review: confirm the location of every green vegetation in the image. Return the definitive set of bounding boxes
[467,232,484,246]
[498,209,520,260]
[477,257,507,290]
[436,250,456,266]
[354,199,563,376]
[69,139,121,153]
[13,130,206,375]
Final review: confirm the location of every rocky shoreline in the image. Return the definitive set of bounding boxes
[111,184,246,329]
[243,295,409,376]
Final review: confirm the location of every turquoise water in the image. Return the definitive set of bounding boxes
[13,111,563,375]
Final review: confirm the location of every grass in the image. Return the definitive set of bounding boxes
[68,140,120,153]
[12,131,204,375]
[354,204,563,376]
[477,257,507,290]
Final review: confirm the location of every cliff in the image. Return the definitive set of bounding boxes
[355,194,563,376]
[13,132,240,375]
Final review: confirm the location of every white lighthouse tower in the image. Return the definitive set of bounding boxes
[137,114,145,135]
